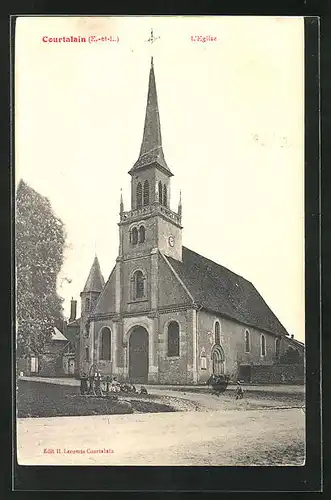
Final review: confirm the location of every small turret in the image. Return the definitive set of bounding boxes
[80,255,105,316]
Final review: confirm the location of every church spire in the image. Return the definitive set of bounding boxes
[129,57,173,177]
[139,56,161,157]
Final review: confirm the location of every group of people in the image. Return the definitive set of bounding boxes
[206,374,244,399]
[80,373,145,397]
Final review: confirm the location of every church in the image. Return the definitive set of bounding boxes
[73,56,298,385]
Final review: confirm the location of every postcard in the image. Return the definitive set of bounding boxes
[15,15,306,468]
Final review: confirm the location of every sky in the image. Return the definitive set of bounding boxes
[15,16,305,340]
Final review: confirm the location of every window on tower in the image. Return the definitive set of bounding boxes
[139,225,145,243]
[143,180,149,206]
[132,270,145,300]
[163,184,167,207]
[136,182,142,209]
[158,181,163,204]
[131,227,138,245]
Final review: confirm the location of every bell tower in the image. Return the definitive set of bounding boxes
[118,57,183,262]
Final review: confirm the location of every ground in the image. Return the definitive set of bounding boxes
[16,377,305,466]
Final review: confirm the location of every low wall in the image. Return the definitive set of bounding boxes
[251,364,305,384]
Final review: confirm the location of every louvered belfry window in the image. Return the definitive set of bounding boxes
[163,184,167,207]
[143,180,149,206]
[158,181,163,204]
[139,226,145,243]
[136,182,142,209]
[131,227,138,245]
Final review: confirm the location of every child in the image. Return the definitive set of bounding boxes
[235,380,244,400]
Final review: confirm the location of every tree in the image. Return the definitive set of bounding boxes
[16,180,66,357]
[279,347,301,364]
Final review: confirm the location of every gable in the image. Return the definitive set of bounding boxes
[158,252,193,307]
[93,266,116,315]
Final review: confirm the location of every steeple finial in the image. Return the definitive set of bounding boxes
[146,28,160,46]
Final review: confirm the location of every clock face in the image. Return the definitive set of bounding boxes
[168,236,174,247]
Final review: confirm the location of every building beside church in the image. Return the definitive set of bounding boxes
[75,57,303,384]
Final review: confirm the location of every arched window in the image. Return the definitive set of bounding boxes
[261,335,266,356]
[158,181,163,204]
[100,328,111,361]
[215,321,220,345]
[167,321,180,357]
[85,347,89,362]
[139,225,145,243]
[143,180,149,206]
[136,182,142,209]
[163,184,168,207]
[85,297,90,312]
[275,338,280,358]
[131,227,138,245]
[245,330,250,353]
[133,270,145,300]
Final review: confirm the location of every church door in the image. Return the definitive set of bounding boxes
[129,326,149,383]
[212,345,225,376]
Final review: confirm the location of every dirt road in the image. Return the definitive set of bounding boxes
[17,407,305,466]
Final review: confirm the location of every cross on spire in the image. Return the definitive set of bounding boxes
[145,28,160,45]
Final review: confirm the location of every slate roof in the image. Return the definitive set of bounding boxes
[83,255,105,293]
[129,57,173,177]
[130,146,172,176]
[166,247,289,337]
[52,327,68,342]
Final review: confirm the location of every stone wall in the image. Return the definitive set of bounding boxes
[197,310,283,383]
[158,310,191,384]
[250,363,305,384]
